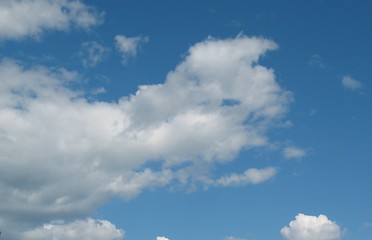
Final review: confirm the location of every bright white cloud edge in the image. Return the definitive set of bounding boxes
[0,35,291,238]
[281,213,343,240]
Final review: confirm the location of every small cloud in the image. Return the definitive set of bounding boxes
[283,147,306,159]
[308,54,325,69]
[281,213,344,240]
[342,75,362,90]
[215,167,277,186]
[115,34,149,64]
[157,237,170,240]
[225,236,243,240]
[80,41,110,67]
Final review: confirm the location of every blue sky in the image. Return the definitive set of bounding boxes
[0,0,371,240]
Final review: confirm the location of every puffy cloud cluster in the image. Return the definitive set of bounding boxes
[0,35,291,238]
[0,0,103,40]
[281,213,343,240]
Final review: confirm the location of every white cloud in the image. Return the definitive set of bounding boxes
[107,169,174,200]
[0,35,291,236]
[115,34,149,64]
[283,146,306,159]
[80,41,110,67]
[342,75,362,90]
[215,167,277,186]
[281,213,343,240]
[20,218,124,240]
[157,237,170,240]
[224,236,244,240]
[0,0,103,40]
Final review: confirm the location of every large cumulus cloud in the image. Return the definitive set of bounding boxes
[0,35,291,238]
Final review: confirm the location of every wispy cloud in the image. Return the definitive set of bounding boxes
[283,146,306,159]
[80,41,110,67]
[363,222,372,228]
[308,54,325,69]
[342,75,362,90]
[115,34,149,64]
[215,167,277,186]
[308,109,317,116]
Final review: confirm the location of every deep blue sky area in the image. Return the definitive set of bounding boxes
[0,1,371,240]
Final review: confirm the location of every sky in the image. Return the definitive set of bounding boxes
[0,0,371,239]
